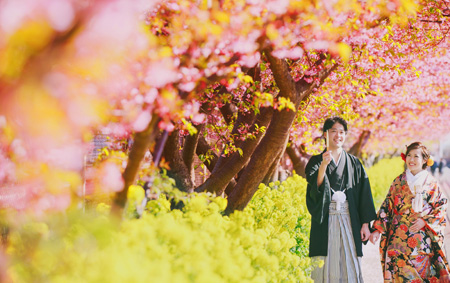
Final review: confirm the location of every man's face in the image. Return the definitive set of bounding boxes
[326,122,346,149]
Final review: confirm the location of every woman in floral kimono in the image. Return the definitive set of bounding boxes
[370,142,450,282]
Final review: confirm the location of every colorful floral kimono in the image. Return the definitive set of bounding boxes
[373,171,449,282]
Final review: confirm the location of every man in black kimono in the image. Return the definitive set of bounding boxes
[305,117,376,282]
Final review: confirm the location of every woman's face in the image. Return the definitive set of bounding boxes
[406,148,426,175]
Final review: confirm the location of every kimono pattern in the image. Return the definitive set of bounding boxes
[373,172,449,282]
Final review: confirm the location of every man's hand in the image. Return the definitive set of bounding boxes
[321,150,333,167]
[317,150,332,186]
[369,231,380,244]
[360,223,370,241]
[410,218,426,233]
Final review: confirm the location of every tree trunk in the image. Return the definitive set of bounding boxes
[196,136,218,172]
[195,107,273,195]
[194,135,240,196]
[225,103,298,213]
[219,102,235,124]
[211,109,256,174]
[112,114,159,213]
[212,66,260,175]
[285,143,310,178]
[225,53,338,214]
[183,124,205,186]
[163,130,194,193]
[262,152,281,185]
[262,134,289,184]
[224,179,237,196]
[348,130,371,159]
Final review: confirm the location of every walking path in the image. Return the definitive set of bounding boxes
[361,168,450,283]
[361,239,383,282]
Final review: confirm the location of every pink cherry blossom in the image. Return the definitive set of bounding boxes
[99,162,124,193]
[132,111,152,132]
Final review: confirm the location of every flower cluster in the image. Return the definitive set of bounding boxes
[5,174,314,282]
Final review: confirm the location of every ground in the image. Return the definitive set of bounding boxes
[361,167,450,283]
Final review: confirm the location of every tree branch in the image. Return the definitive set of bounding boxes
[285,143,310,178]
[195,107,273,195]
[225,51,338,214]
[113,114,160,213]
[211,109,256,175]
[348,130,371,159]
[196,136,218,172]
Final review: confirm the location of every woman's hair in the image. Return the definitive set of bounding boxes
[322,116,348,133]
[406,142,430,169]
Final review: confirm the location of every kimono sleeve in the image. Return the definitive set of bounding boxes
[305,155,332,224]
[422,182,450,276]
[422,183,448,236]
[372,183,394,234]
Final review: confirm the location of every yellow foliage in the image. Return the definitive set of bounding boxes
[68,57,110,80]
[6,174,314,282]
[266,24,279,41]
[337,42,352,63]
[46,170,82,194]
[15,84,69,141]
[367,157,404,209]
[400,0,419,15]
[276,97,296,111]
[96,203,111,215]
[0,121,15,144]
[212,11,230,24]
[0,21,54,80]
[127,185,145,203]
[159,46,173,58]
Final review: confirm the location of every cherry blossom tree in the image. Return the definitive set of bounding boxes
[1,0,450,216]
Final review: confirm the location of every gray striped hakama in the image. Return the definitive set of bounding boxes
[311,201,363,283]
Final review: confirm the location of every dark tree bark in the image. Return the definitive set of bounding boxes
[225,53,338,214]
[224,179,237,196]
[348,130,371,159]
[112,114,160,213]
[286,143,311,178]
[195,107,273,195]
[225,108,298,213]
[195,135,237,196]
[262,149,282,185]
[196,136,218,172]
[219,102,235,125]
[211,109,256,175]
[183,124,205,186]
[163,130,195,193]
[212,67,259,174]
[262,134,289,184]
[160,102,213,188]
[111,56,242,213]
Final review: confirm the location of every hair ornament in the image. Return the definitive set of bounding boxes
[427,157,434,167]
[401,153,406,162]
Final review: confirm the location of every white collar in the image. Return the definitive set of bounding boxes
[405,169,428,193]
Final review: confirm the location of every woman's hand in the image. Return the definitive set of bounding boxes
[369,231,380,244]
[410,218,426,233]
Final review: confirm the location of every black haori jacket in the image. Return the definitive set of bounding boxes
[305,150,376,257]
